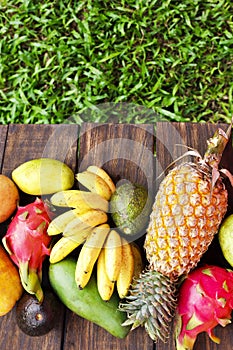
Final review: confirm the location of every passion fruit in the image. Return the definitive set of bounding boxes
[110,182,152,237]
[16,290,60,336]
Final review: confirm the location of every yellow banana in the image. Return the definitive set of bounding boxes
[86,165,116,194]
[97,248,115,301]
[50,190,109,212]
[47,208,85,236]
[63,209,108,237]
[76,171,112,201]
[75,224,110,289]
[104,229,122,282]
[50,232,91,264]
[130,242,144,280]
[116,238,134,299]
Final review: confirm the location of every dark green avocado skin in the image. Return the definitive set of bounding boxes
[110,182,152,236]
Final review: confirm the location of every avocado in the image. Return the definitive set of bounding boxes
[16,290,60,336]
[110,182,152,236]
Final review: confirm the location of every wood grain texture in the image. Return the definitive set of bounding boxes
[0,310,65,350]
[0,125,8,172]
[78,123,155,192]
[0,126,8,236]
[63,310,154,350]
[156,122,233,350]
[2,124,79,177]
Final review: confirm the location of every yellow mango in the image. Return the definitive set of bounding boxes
[12,158,74,195]
[0,175,19,223]
[0,245,23,316]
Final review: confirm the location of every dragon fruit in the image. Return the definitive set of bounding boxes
[2,198,52,303]
[175,265,233,350]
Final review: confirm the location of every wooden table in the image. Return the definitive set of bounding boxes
[0,122,233,350]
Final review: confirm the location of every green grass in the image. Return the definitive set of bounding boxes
[0,0,233,124]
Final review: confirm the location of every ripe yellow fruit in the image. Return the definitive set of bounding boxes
[104,230,122,282]
[97,249,115,301]
[0,174,19,223]
[50,190,109,212]
[116,238,134,299]
[76,171,112,200]
[145,162,228,279]
[0,245,23,316]
[86,165,116,194]
[130,242,144,279]
[12,158,74,195]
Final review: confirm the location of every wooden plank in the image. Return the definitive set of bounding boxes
[63,123,155,350]
[0,124,79,350]
[2,124,78,177]
[0,125,8,171]
[155,122,233,350]
[0,126,8,237]
[78,123,155,192]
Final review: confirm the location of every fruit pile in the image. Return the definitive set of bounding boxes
[120,121,233,349]
[1,121,233,349]
[0,159,147,338]
[47,167,145,301]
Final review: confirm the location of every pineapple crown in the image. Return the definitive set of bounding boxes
[204,120,232,168]
[163,119,233,190]
[202,120,233,189]
[158,118,233,186]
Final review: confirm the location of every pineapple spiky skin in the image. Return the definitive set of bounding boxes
[145,162,228,280]
[120,269,178,342]
[120,124,233,343]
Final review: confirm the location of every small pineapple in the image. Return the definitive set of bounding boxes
[120,122,233,342]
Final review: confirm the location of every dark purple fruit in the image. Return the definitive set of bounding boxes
[16,290,60,336]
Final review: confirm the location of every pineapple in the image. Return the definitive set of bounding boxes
[120,122,233,342]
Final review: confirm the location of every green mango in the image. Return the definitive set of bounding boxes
[49,257,130,338]
[219,214,233,267]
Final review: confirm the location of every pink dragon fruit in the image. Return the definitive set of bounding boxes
[2,198,52,303]
[175,265,233,350]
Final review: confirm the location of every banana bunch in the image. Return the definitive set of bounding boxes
[75,227,143,301]
[48,164,144,300]
[76,165,116,201]
[48,165,116,263]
